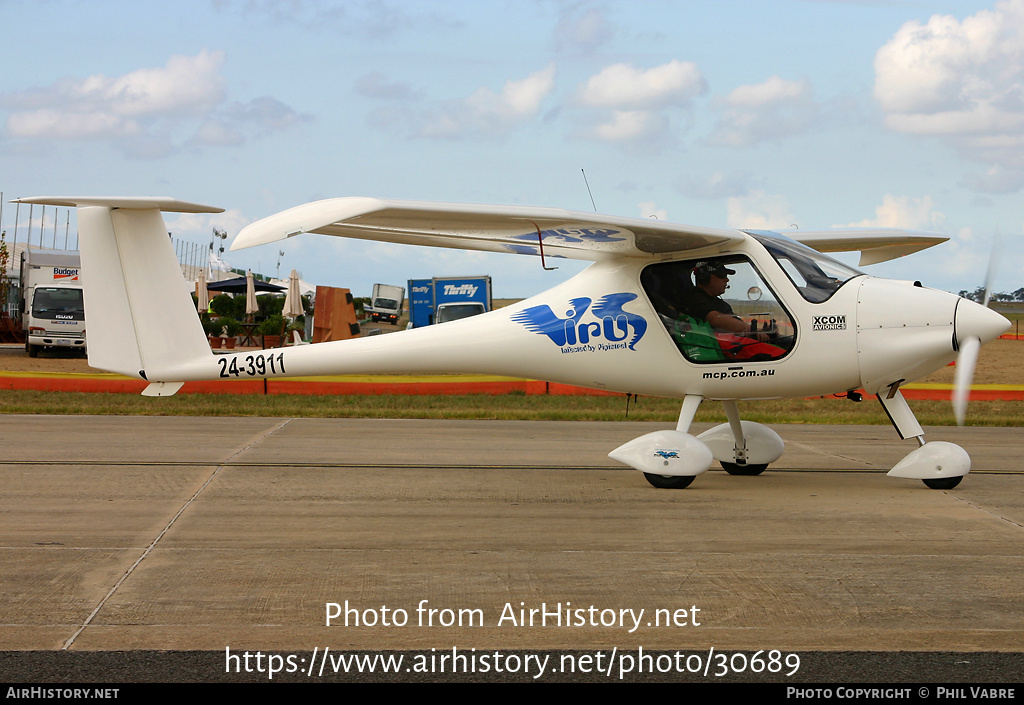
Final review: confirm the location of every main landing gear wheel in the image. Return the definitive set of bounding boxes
[923,476,963,490]
[720,461,768,476]
[643,473,695,489]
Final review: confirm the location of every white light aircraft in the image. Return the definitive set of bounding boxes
[15,196,1009,490]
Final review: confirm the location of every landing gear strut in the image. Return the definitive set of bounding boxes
[698,400,784,477]
[610,397,785,488]
[878,387,970,489]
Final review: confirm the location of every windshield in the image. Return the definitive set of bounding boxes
[749,232,864,303]
[374,298,398,309]
[32,287,85,320]
[436,303,484,323]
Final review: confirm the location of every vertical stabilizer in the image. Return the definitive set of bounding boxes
[14,197,223,381]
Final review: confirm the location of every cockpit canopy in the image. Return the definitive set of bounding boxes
[747,231,864,303]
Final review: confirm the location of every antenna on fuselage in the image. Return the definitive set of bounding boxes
[581,169,598,212]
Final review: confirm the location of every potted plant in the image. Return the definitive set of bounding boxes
[219,317,242,349]
[286,317,305,345]
[256,314,285,349]
[202,315,224,348]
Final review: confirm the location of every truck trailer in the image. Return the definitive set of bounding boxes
[20,249,86,356]
[407,275,492,328]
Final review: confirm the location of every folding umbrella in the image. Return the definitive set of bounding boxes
[283,269,303,318]
[245,269,258,318]
[196,270,210,314]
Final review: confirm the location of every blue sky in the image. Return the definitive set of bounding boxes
[2,0,1023,298]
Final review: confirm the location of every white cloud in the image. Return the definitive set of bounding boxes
[7,109,134,140]
[4,51,226,141]
[575,60,706,109]
[1,50,305,156]
[723,75,808,108]
[840,194,946,230]
[572,60,705,147]
[709,76,817,147]
[874,3,1024,119]
[589,110,669,143]
[726,191,795,230]
[874,1,1024,180]
[417,65,556,139]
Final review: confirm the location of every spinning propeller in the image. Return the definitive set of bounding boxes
[952,238,1002,425]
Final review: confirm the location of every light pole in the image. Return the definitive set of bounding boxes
[210,227,228,280]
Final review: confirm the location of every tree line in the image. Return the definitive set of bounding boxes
[958,287,1024,303]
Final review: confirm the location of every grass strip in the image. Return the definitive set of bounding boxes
[1,389,1021,426]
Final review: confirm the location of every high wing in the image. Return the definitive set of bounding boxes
[784,228,948,266]
[230,198,746,261]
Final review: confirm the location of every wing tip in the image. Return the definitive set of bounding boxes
[231,197,388,250]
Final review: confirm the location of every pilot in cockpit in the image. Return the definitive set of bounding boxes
[681,262,761,337]
[677,260,786,361]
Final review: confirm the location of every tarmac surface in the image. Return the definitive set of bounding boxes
[1,415,1022,683]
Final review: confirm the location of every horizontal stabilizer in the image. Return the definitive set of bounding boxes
[13,196,223,214]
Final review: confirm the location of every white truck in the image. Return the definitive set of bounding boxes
[20,249,86,357]
[366,283,405,324]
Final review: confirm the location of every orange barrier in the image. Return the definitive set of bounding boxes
[0,372,625,397]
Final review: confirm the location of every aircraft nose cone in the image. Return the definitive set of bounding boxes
[955,299,1010,347]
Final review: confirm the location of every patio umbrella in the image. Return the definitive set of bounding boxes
[283,269,303,319]
[196,270,210,314]
[245,269,258,318]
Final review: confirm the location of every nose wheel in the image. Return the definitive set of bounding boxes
[878,389,971,489]
[720,461,768,476]
[921,476,963,490]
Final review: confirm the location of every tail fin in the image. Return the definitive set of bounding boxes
[14,197,222,387]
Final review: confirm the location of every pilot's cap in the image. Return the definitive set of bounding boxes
[695,261,736,279]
